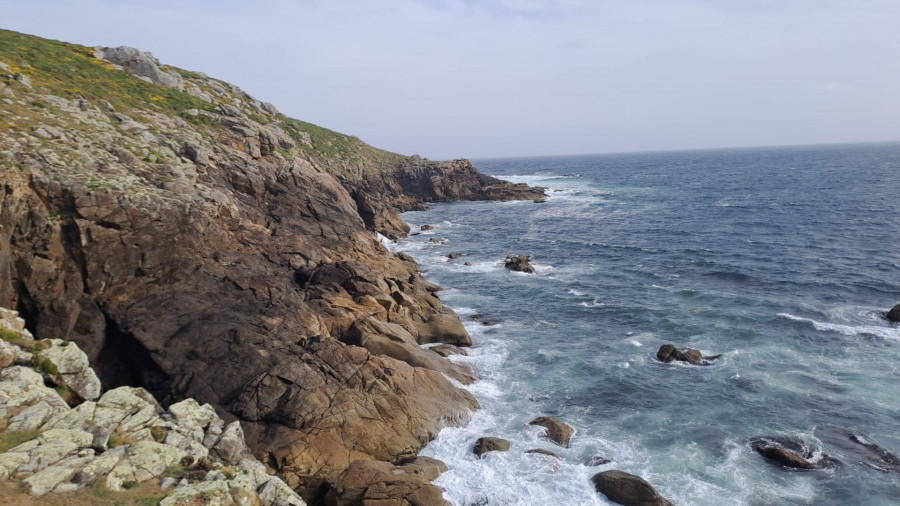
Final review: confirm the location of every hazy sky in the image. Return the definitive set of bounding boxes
[2,1,899,158]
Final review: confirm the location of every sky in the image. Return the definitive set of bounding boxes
[2,0,899,159]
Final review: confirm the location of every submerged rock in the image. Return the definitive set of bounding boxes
[504,254,535,273]
[656,344,720,365]
[526,449,560,459]
[591,470,673,506]
[473,437,511,458]
[529,416,575,447]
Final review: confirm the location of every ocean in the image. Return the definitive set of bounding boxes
[389,142,900,505]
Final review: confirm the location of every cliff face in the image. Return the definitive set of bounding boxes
[0,30,541,500]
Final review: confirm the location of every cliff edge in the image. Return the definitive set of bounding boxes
[0,29,543,502]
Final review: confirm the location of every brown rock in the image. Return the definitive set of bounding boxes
[591,470,674,506]
[750,438,826,470]
[400,456,449,481]
[430,344,468,358]
[473,437,510,458]
[529,416,575,447]
[326,459,450,506]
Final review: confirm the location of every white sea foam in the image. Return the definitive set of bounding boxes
[568,289,585,296]
[778,313,900,340]
[579,297,605,308]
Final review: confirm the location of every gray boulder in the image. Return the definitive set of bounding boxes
[97,46,185,91]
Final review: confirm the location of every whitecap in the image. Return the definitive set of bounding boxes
[778,313,900,340]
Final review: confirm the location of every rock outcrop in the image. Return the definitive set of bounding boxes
[0,29,542,500]
[656,344,720,365]
[504,254,535,273]
[0,315,305,504]
[749,437,832,470]
[345,157,545,239]
[325,459,451,506]
[591,470,674,506]
[473,437,511,458]
[529,416,575,448]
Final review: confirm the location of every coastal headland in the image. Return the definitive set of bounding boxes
[0,29,544,503]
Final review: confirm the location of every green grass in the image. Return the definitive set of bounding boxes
[0,429,42,452]
[0,27,411,178]
[0,29,217,123]
[0,327,26,345]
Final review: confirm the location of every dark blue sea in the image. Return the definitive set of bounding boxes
[389,143,900,505]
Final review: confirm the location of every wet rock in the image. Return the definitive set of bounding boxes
[529,416,574,447]
[505,254,535,273]
[750,437,831,470]
[464,262,472,266]
[473,437,510,458]
[814,425,899,473]
[656,344,719,365]
[447,252,465,260]
[591,470,673,506]
[430,344,469,357]
[886,303,900,322]
[428,237,442,244]
[420,224,434,231]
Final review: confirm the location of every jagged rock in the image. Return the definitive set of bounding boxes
[32,339,102,401]
[886,303,900,322]
[326,459,449,506]
[0,31,543,499]
[159,479,234,505]
[473,437,511,458]
[210,421,250,465]
[420,224,434,231]
[505,254,535,273]
[591,470,674,506]
[97,46,185,90]
[529,416,575,447]
[447,252,465,260]
[257,476,307,506]
[0,366,70,431]
[656,344,719,365]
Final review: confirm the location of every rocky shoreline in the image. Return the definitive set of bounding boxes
[0,29,544,503]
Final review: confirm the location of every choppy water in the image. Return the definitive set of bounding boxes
[390,143,900,505]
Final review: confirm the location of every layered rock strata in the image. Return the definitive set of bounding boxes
[0,30,542,500]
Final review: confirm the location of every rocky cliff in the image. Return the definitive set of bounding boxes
[0,29,543,502]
